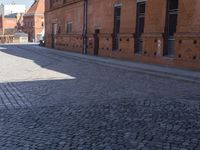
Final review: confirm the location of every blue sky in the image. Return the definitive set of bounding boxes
[0,0,34,8]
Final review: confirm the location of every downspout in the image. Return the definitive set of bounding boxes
[2,15,4,35]
[83,0,88,54]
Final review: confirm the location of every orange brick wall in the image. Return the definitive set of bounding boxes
[45,1,84,53]
[34,15,44,40]
[23,0,45,42]
[3,18,17,29]
[23,15,44,42]
[23,16,34,41]
[45,0,200,69]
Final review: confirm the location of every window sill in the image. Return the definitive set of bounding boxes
[163,55,175,60]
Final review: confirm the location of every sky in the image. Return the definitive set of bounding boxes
[0,0,34,8]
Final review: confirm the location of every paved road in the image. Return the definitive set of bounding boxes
[0,44,200,150]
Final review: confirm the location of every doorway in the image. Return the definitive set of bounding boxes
[94,29,100,55]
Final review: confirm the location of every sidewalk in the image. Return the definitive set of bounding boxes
[0,42,38,45]
[38,46,200,83]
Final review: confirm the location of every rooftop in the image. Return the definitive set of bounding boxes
[25,0,44,15]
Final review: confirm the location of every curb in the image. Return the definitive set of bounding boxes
[63,54,200,84]
[31,45,200,84]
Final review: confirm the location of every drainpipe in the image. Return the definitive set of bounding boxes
[83,0,88,54]
[2,15,4,35]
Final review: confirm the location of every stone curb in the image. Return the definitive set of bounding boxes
[33,45,200,84]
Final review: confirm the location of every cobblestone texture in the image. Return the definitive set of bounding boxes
[0,44,200,150]
[0,83,32,109]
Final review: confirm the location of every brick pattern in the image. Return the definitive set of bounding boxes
[45,0,200,69]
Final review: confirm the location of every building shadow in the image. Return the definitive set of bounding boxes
[0,44,133,106]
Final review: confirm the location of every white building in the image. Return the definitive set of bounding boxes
[0,4,26,16]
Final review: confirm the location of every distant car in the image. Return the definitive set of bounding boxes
[39,39,45,46]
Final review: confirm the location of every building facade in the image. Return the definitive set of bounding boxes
[0,13,25,43]
[45,0,200,69]
[0,3,26,43]
[0,3,25,35]
[23,0,45,42]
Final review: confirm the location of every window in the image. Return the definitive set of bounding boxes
[50,0,53,8]
[164,0,179,56]
[169,0,178,10]
[112,6,121,50]
[168,0,178,36]
[52,23,57,35]
[57,26,61,34]
[135,1,146,53]
[50,0,62,8]
[66,22,72,34]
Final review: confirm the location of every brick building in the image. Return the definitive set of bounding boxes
[23,0,45,42]
[0,3,25,35]
[0,3,26,43]
[0,13,24,43]
[0,15,17,34]
[45,0,200,69]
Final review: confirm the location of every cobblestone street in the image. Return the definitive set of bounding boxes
[0,44,200,150]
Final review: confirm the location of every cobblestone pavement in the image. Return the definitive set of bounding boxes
[0,44,200,150]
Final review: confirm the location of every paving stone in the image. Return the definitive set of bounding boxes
[0,45,199,149]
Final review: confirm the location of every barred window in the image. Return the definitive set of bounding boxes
[57,26,61,34]
[66,22,72,34]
